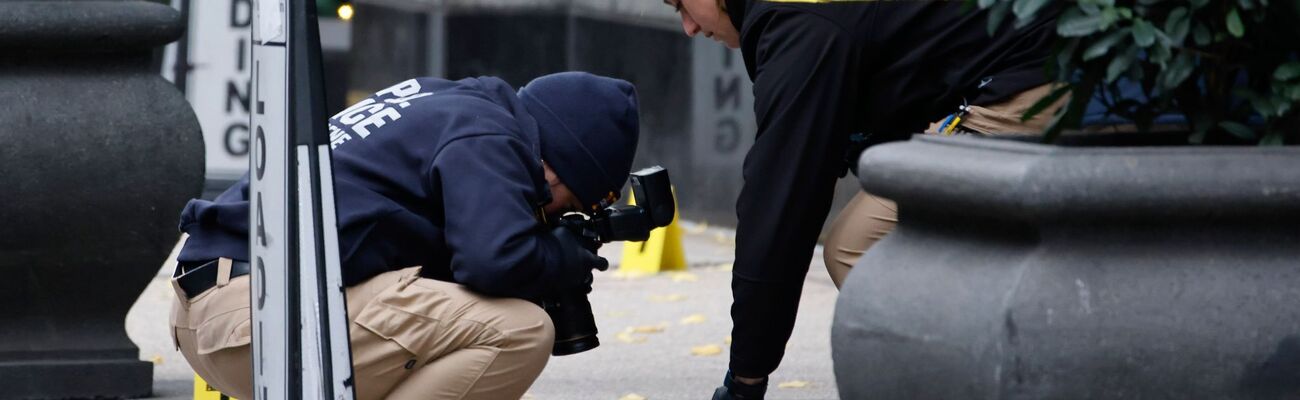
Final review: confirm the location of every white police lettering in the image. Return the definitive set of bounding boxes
[352,107,400,138]
[376,79,420,97]
[328,123,350,149]
[328,79,434,147]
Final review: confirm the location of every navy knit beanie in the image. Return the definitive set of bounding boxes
[518,72,640,211]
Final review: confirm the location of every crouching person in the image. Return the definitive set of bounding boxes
[168,72,639,399]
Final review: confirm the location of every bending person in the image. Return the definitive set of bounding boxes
[169,72,639,400]
[662,1,1062,398]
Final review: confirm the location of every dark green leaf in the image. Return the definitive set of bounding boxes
[1118,7,1133,19]
[1189,0,1209,9]
[1160,53,1195,89]
[1164,7,1191,44]
[1219,121,1257,139]
[1012,0,1051,23]
[1249,94,1276,116]
[1079,2,1101,15]
[1101,7,1121,29]
[1106,46,1136,82]
[1022,84,1072,122]
[1054,38,1080,81]
[1042,74,1099,143]
[1188,115,1213,144]
[1058,9,1108,36]
[986,1,1013,35]
[1132,19,1157,47]
[1150,40,1172,65]
[978,0,997,8]
[1227,7,1245,37]
[1287,84,1300,101]
[1260,132,1286,146]
[1274,62,1300,81]
[1193,23,1212,45]
[1083,28,1131,61]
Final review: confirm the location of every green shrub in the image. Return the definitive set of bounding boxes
[974,0,1300,144]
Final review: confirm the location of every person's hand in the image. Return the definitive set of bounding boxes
[552,226,609,292]
[711,370,767,400]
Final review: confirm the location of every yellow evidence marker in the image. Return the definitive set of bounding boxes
[193,374,235,400]
[619,187,686,274]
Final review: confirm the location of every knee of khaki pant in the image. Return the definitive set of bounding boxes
[823,191,899,288]
[500,301,555,356]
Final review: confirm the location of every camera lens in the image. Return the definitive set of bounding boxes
[553,333,600,356]
[544,293,600,356]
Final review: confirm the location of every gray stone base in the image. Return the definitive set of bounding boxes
[0,359,153,399]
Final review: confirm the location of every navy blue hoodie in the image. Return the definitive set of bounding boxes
[177,77,574,300]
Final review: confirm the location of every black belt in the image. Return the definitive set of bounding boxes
[174,259,251,299]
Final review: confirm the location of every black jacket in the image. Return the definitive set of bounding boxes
[722,0,1059,377]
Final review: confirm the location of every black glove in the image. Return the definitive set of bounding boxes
[711,370,767,400]
[551,226,609,292]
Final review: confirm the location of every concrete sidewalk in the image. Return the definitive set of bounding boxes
[125,222,841,399]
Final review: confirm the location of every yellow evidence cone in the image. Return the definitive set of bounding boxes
[620,186,686,274]
[193,374,235,400]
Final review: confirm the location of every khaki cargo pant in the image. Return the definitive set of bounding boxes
[823,84,1066,287]
[170,258,554,400]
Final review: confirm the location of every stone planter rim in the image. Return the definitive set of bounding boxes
[857,134,1300,223]
[0,1,183,51]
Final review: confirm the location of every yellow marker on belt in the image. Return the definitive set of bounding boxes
[193,374,235,400]
[619,187,686,274]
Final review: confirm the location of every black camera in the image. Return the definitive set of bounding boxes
[544,166,675,356]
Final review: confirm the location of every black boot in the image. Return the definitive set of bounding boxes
[711,370,767,400]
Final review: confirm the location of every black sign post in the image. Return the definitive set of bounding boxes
[250,0,355,398]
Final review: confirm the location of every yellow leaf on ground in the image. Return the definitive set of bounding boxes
[649,293,686,303]
[685,221,709,234]
[606,311,629,318]
[619,394,647,400]
[778,380,810,389]
[679,314,707,325]
[724,335,732,345]
[691,344,723,356]
[718,263,733,271]
[615,331,647,344]
[149,355,164,365]
[628,324,668,334]
[612,270,653,280]
[670,272,698,282]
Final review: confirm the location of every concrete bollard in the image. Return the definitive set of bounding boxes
[833,135,1300,399]
[0,1,205,398]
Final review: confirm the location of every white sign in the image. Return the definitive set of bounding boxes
[251,0,291,397]
[172,0,255,182]
[251,1,356,398]
[258,0,285,44]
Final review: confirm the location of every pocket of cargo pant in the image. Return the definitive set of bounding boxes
[196,307,252,355]
[353,300,441,356]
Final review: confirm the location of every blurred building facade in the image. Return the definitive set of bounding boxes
[169,0,859,229]
[348,0,859,227]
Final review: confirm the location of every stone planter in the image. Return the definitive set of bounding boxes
[832,135,1300,399]
[0,1,204,398]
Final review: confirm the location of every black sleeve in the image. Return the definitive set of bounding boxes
[730,10,863,378]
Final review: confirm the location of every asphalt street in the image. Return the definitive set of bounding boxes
[126,221,841,399]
